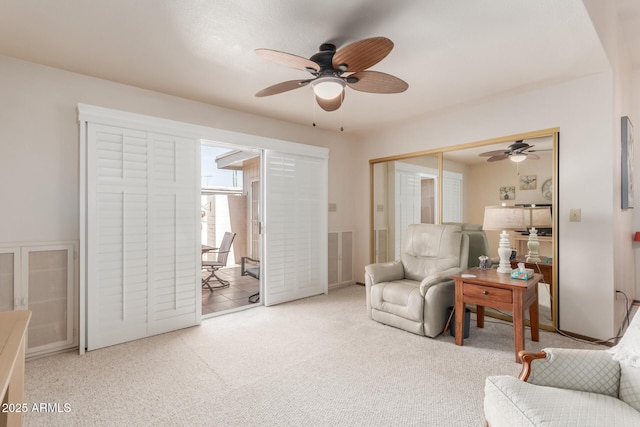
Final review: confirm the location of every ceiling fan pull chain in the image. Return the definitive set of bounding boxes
[340,97,344,132]
[312,94,317,127]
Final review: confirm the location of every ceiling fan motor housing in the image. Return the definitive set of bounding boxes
[310,44,344,77]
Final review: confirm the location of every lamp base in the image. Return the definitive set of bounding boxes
[526,227,541,263]
[496,230,513,274]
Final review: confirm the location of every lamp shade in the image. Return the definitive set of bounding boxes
[526,206,552,228]
[482,206,526,231]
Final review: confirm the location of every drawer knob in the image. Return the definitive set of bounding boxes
[483,290,489,295]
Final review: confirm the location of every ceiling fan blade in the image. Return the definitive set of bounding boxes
[255,49,320,72]
[332,37,394,72]
[346,71,408,93]
[316,92,345,112]
[479,149,509,157]
[487,155,509,162]
[255,80,310,97]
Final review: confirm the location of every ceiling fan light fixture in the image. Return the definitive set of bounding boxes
[312,77,345,100]
[510,154,527,163]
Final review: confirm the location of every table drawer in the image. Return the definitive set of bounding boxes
[464,284,512,304]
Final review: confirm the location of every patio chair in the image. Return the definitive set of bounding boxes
[202,232,236,292]
[241,256,260,303]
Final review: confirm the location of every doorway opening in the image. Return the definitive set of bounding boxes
[200,142,261,317]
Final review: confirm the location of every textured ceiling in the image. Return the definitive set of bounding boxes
[0,0,636,133]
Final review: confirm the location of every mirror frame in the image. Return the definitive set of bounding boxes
[369,127,559,330]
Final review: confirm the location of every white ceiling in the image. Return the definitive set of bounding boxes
[0,0,638,133]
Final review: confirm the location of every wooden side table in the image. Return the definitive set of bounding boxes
[451,268,541,362]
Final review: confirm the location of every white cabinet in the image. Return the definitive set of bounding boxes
[0,243,75,357]
[328,229,354,288]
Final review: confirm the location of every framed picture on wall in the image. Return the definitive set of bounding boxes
[499,186,515,200]
[622,116,634,209]
[519,175,537,190]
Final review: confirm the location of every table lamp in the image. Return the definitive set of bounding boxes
[482,205,526,273]
[525,206,552,262]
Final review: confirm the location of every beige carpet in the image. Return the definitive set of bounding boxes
[24,284,607,426]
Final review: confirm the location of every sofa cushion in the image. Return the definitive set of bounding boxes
[485,375,640,427]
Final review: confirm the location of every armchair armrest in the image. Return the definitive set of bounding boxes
[518,348,621,398]
[364,261,404,285]
[419,267,462,295]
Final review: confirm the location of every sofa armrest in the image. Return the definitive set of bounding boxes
[419,267,462,295]
[518,348,621,398]
[364,261,404,285]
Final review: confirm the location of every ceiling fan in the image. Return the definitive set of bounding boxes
[254,37,408,112]
[479,140,547,163]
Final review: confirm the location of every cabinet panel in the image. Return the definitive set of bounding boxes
[0,249,19,312]
[22,245,74,354]
[328,230,354,288]
[0,244,75,357]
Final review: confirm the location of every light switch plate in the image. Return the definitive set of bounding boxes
[569,208,581,222]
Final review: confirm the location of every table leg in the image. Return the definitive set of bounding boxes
[530,285,540,342]
[513,291,525,362]
[476,305,485,328]
[455,279,464,346]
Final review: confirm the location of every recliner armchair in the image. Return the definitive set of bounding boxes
[444,222,498,269]
[364,224,469,338]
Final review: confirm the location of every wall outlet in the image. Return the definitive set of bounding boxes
[569,208,581,222]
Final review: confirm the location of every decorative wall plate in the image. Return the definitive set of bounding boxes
[542,178,552,200]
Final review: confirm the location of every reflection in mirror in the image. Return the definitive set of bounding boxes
[442,136,554,327]
[372,153,439,262]
[370,130,558,330]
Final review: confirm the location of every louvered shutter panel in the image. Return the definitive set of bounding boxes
[87,124,149,349]
[262,151,327,305]
[148,133,199,334]
[87,124,199,350]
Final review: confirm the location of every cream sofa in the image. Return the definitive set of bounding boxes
[364,224,468,338]
[484,312,640,426]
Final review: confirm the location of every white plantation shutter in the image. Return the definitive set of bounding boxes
[148,133,199,334]
[394,170,421,259]
[86,124,199,350]
[442,171,463,223]
[262,150,328,305]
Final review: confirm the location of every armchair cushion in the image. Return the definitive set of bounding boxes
[370,279,422,322]
[485,375,640,427]
[401,224,462,281]
[620,364,640,412]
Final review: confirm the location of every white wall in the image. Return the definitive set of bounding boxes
[0,55,357,247]
[353,72,621,339]
[631,69,640,302]
[584,0,635,334]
